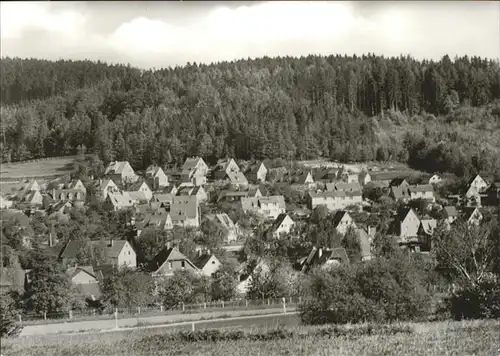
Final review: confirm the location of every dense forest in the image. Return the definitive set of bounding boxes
[1,55,499,178]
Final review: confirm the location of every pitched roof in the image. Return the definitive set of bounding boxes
[127,181,151,192]
[332,211,349,227]
[463,207,482,221]
[66,266,96,279]
[396,206,415,221]
[128,191,149,202]
[259,196,286,210]
[443,206,458,217]
[94,240,130,259]
[356,228,372,259]
[309,190,362,199]
[107,191,134,207]
[389,178,408,187]
[105,161,132,175]
[420,219,437,235]
[391,186,410,200]
[153,193,174,204]
[227,171,248,184]
[182,157,206,172]
[59,240,84,260]
[370,171,410,182]
[326,182,362,192]
[193,254,218,270]
[170,196,198,221]
[409,184,434,193]
[207,213,236,230]
[146,165,164,177]
[151,247,197,272]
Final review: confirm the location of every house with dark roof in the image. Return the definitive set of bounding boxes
[486,182,500,205]
[125,181,153,202]
[59,239,137,268]
[170,195,200,228]
[145,165,169,190]
[95,179,119,200]
[298,247,350,273]
[150,247,198,277]
[392,207,421,243]
[332,211,357,235]
[193,254,222,277]
[181,157,209,186]
[442,206,458,224]
[267,213,295,238]
[20,190,43,207]
[355,226,375,261]
[177,185,208,203]
[462,207,483,226]
[468,174,489,193]
[291,171,315,187]
[369,171,411,186]
[206,213,239,243]
[325,182,362,193]
[358,171,372,186]
[245,162,268,183]
[23,180,41,192]
[135,213,173,236]
[417,218,438,251]
[105,161,138,184]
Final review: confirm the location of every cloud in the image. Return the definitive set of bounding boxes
[1,1,499,69]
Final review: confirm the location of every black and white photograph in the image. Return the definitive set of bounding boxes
[0,1,499,355]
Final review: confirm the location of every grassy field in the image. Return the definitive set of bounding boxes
[0,157,76,181]
[3,319,499,356]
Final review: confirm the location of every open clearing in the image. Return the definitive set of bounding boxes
[0,157,76,182]
[3,319,499,356]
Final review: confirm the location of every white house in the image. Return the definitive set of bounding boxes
[193,254,222,277]
[332,211,357,235]
[268,213,295,238]
[105,161,138,184]
[468,174,488,193]
[146,165,169,190]
[429,174,442,185]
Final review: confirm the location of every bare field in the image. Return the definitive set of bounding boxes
[0,157,76,181]
[3,319,499,356]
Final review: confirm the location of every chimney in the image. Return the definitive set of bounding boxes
[48,231,53,247]
[166,241,171,250]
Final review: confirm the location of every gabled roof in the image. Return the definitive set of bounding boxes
[107,191,135,207]
[98,179,117,190]
[247,161,267,174]
[65,179,85,190]
[309,190,362,199]
[128,191,149,202]
[66,266,96,279]
[389,178,408,187]
[301,247,350,272]
[332,211,350,227]
[269,213,293,233]
[182,157,207,173]
[258,196,286,210]
[153,193,174,204]
[396,206,416,221]
[105,161,133,175]
[443,206,458,218]
[356,228,372,259]
[227,171,248,185]
[24,180,40,192]
[59,240,83,260]
[468,174,486,186]
[391,186,410,200]
[420,219,437,235]
[170,196,198,221]
[146,165,165,177]
[127,180,152,192]
[463,207,482,221]
[409,184,434,193]
[151,247,198,272]
[207,213,236,230]
[91,240,131,259]
[293,172,313,184]
[193,254,219,270]
[326,182,362,192]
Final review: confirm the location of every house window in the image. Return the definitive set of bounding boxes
[212,261,216,264]
[181,261,185,269]
[128,251,131,255]
[168,262,172,269]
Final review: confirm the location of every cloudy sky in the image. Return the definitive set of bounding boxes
[1,1,499,69]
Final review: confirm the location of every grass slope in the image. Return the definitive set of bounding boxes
[0,157,76,181]
[3,320,498,356]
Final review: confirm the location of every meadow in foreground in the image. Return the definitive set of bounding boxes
[2,320,499,356]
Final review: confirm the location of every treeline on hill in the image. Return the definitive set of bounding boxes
[1,55,499,178]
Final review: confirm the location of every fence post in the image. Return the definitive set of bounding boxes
[18,314,22,323]
[182,303,185,312]
[222,301,225,308]
[69,310,73,320]
[267,299,270,306]
[203,302,206,309]
[137,307,141,314]
[160,305,164,312]
[43,311,47,320]
[299,296,302,304]
[289,297,292,304]
[282,297,286,314]
[114,308,119,329]
[245,300,248,308]
[191,322,195,331]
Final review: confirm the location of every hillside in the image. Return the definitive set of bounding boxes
[1,55,499,178]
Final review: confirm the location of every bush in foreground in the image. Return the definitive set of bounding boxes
[299,257,432,325]
[448,277,500,320]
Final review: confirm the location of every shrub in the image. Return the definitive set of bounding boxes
[299,257,432,325]
[447,278,500,320]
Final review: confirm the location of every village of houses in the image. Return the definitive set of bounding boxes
[1,156,500,312]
